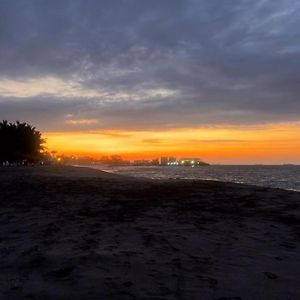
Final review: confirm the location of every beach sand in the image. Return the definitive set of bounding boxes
[0,165,299,299]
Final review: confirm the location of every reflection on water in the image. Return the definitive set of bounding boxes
[84,165,300,192]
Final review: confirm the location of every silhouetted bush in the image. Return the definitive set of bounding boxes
[0,120,45,164]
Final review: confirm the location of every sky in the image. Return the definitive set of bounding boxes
[0,0,300,163]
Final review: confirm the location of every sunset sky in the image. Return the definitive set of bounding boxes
[1,0,300,163]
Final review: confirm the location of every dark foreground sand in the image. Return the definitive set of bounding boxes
[0,166,299,300]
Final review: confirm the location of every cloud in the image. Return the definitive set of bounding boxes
[0,0,300,130]
[142,138,162,144]
[65,119,98,125]
[0,76,177,101]
[0,77,101,98]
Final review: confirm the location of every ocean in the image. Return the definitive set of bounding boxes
[84,165,300,192]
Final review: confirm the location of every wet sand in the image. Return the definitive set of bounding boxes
[0,165,299,299]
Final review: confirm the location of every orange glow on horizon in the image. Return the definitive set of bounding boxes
[44,122,300,164]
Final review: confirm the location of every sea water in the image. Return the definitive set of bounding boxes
[85,165,300,192]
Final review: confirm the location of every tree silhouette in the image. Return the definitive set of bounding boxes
[0,120,45,164]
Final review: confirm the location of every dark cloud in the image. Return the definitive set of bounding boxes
[0,0,300,130]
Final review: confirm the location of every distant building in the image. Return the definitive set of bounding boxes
[160,157,168,166]
[151,159,160,166]
[179,158,209,166]
[160,156,179,165]
[168,157,177,165]
[132,160,152,166]
[159,156,209,166]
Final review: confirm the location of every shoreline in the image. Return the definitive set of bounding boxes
[0,165,299,299]
[4,164,300,193]
[73,164,300,193]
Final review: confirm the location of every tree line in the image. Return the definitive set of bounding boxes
[0,120,45,164]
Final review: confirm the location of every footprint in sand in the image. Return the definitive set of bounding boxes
[47,266,74,279]
[215,297,242,300]
[264,272,278,279]
[123,281,133,287]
